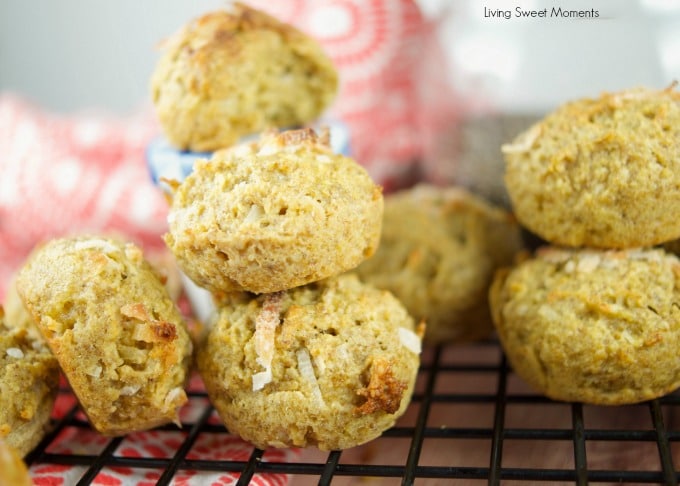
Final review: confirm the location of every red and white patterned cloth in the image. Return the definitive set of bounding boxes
[0,0,458,301]
[248,0,459,187]
[0,1,457,483]
[28,375,295,486]
[0,95,168,301]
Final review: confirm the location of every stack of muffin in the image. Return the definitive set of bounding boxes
[490,85,680,405]
[153,4,423,451]
[167,126,422,451]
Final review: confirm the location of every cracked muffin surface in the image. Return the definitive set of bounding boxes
[0,438,32,486]
[16,236,193,436]
[502,85,680,248]
[490,247,680,404]
[197,274,423,450]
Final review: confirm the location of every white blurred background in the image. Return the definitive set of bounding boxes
[1,0,679,116]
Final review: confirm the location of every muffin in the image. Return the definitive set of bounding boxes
[165,128,383,295]
[0,438,32,486]
[502,85,680,248]
[197,274,423,450]
[0,305,59,457]
[490,246,680,405]
[16,236,193,436]
[150,3,338,152]
[355,184,523,344]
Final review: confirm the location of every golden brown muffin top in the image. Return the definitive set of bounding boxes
[151,3,338,151]
[502,84,680,248]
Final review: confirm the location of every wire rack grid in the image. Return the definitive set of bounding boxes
[24,339,680,485]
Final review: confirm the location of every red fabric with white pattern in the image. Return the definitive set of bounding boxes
[247,0,458,185]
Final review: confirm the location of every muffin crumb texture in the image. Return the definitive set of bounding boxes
[355,184,522,344]
[503,85,680,248]
[16,236,193,436]
[0,305,59,457]
[490,247,680,404]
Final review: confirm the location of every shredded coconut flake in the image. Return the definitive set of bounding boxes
[252,370,272,392]
[120,385,141,396]
[335,343,350,362]
[163,387,186,427]
[628,248,663,262]
[537,247,578,264]
[6,347,24,359]
[620,331,636,344]
[599,258,620,270]
[164,387,185,407]
[399,328,422,354]
[257,142,279,156]
[244,204,263,224]
[612,88,653,103]
[86,365,103,378]
[252,292,283,391]
[121,303,151,321]
[538,304,560,322]
[73,239,119,254]
[226,142,256,159]
[297,348,325,406]
[516,304,530,316]
[314,355,327,374]
[501,124,541,154]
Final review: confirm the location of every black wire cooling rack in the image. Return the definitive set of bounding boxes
[23,339,680,485]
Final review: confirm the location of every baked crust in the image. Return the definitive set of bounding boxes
[490,246,680,404]
[165,128,383,294]
[0,438,32,486]
[197,274,422,450]
[16,236,193,436]
[503,85,680,248]
[356,184,523,344]
[150,3,338,151]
